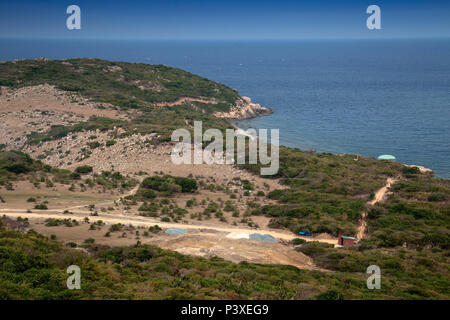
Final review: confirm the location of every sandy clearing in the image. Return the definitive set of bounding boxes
[0,84,124,118]
[1,210,338,244]
[27,222,324,271]
[154,234,323,270]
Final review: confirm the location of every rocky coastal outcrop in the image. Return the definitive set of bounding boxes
[405,164,434,175]
[214,96,274,120]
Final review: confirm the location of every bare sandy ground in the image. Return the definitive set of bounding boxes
[0,85,123,118]
[26,221,322,270]
[0,84,130,150]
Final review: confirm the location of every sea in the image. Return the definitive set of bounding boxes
[1,38,449,178]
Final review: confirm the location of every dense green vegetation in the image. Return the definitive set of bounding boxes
[242,147,404,236]
[237,146,450,300]
[296,241,449,299]
[0,150,42,178]
[367,174,450,249]
[2,218,447,300]
[0,150,77,187]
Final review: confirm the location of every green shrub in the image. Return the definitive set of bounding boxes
[141,189,156,199]
[109,224,123,232]
[139,175,197,197]
[316,290,344,300]
[106,139,116,146]
[292,238,307,245]
[428,193,445,202]
[149,225,162,233]
[138,203,159,213]
[87,141,101,149]
[402,166,420,175]
[75,165,93,174]
[173,177,198,193]
[66,242,77,248]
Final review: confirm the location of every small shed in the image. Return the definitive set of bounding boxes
[338,235,357,247]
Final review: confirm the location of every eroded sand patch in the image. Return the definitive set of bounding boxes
[27,221,321,270]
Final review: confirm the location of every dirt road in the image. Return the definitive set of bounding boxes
[0,178,339,244]
[152,97,218,107]
[1,209,339,244]
[356,177,397,240]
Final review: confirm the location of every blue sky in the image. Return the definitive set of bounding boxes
[1,0,449,40]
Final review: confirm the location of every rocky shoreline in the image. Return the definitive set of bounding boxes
[214,96,274,120]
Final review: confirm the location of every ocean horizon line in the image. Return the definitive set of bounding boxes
[1,37,450,42]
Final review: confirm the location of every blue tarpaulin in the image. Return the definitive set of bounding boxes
[165,228,187,235]
[249,233,276,243]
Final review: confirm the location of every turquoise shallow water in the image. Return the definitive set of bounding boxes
[1,39,449,178]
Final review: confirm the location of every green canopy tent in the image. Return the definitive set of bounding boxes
[378,154,396,160]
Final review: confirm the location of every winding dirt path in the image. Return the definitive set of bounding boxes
[357,177,397,241]
[63,184,141,211]
[152,97,218,107]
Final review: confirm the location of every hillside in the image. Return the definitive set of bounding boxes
[0,58,239,109]
[0,58,449,300]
